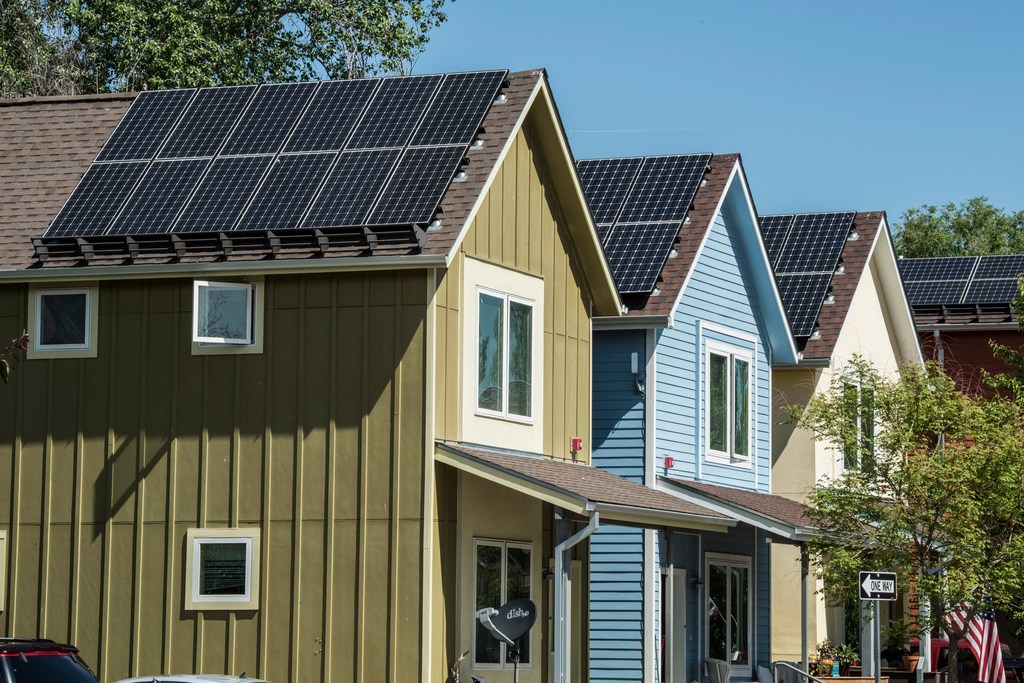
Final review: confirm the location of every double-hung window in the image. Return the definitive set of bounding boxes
[842,382,875,475]
[707,344,752,461]
[477,288,534,421]
[474,540,532,667]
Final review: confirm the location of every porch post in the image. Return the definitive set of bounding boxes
[554,508,600,683]
[665,530,675,682]
[801,543,809,674]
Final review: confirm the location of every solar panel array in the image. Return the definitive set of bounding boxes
[899,255,1024,306]
[576,154,712,295]
[759,212,857,337]
[44,70,508,243]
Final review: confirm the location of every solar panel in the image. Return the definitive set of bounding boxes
[173,156,274,233]
[303,149,402,229]
[776,273,833,337]
[899,256,978,282]
[346,74,443,150]
[221,82,318,156]
[235,153,336,231]
[367,146,464,225]
[410,70,507,146]
[96,89,196,162]
[158,85,257,159]
[974,254,1024,280]
[603,223,679,294]
[44,162,148,237]
[108,159,210,235]
[963,278,1020,304]
[904,280,969,306]
[774,212,855,274]
[758,214,795,266]
[284,78,380,153]
[616,154,711,224]
[576,157,643,226]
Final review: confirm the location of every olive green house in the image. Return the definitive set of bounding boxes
[0,69,730,683]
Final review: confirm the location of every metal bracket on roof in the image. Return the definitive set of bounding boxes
[413,224,428,251]
[267,231,281,256]
[76,238,95,262]
[126,236,140,261]
[363,227,378,252]
[170,235,186,259]
[314,229,329,254]
[31,238,49,263]
[218,233,234,257]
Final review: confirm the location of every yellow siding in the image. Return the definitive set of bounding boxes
[0,270,428,683]
[433,121,593,462]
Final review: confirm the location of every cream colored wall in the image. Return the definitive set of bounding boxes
[770,543,807,661]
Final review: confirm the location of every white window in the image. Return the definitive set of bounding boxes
[474,539,532,668]
[842,382,875,474]
[193,280,255,345]
[706,553,751,668]
[185,528,260,611]
[28,285,99,358]
[0,530,6,612]
[476,288,534,421]
[706,344,752,461]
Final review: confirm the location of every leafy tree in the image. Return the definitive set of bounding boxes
[893,197,1024,258]
[0,0,87,96]
[791,357,1024,681]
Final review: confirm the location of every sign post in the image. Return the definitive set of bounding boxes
[859,572,898,683]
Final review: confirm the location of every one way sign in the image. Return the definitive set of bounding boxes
[859,571,898,601]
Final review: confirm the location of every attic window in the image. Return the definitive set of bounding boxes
[193,280,255,345]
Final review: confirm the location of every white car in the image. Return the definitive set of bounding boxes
[114,676,270,683]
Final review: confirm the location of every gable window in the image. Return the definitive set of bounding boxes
[706,553,751,668]
[28,285,99,358]
[707,344,752,461]
[185,528,260,611]
[193,280,255,345]
[477,288,533,420]
[842,382,875,474]
[474,539,532,667]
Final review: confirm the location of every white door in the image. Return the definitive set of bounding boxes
[665,568,687,682]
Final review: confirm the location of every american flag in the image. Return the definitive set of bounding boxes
[946,606,1005,683]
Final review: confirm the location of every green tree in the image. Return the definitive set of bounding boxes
[0,0,88,96]
[893,197,1024,258]
[791,358,1024,681]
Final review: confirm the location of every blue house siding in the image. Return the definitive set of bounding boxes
[591,329,648,681]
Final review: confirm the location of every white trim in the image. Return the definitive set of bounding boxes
[192,280,255,345]
[191,278,265,355]
[704,551,753,672]
[28,284,99,359]
[701,320,759,346]
[704,340,754,466]
[472,538,535,670]
[475,287,536,423]
[874,217,926,368]
[644,529,656,681]
[645,328,657,487]
[184,528,261,611]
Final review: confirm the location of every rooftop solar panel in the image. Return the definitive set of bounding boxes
[974,254,1024,280]
[108,159,210,235]
[776,273,833,337]
[576,157,643,226]
[221,82,318,156]
[235,153,336,231]
[96,89,196,162]
[367,146,464,226]
[411,70,507,147]
[603,222,679,294]
[904,280,969,306]
[616,154,711,224]
[158,85,257,159]
[44,162,148,237]
[173,155,274,233]
[283,78,380,153]
[303,149,401,229]
[898,256,978,282]
[774,212,855,274]
[963,278,1020,304]
[758,214,795,266]
[346,74,443,150]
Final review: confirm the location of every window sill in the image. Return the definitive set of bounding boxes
[474,409,535,427]
[704,452,752,468]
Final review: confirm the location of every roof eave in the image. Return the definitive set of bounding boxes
[590,502,734,532]
[593,314,671,330]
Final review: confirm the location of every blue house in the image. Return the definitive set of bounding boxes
[579,154,812,682]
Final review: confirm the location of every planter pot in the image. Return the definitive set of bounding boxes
[839,663,852,677]
[904,655,921,672]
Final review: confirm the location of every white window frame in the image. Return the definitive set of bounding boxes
[191,279,264,355]
[185,528,260,611]
[0,530,6,612]
[27,284,99,359]
[472,538,533,670]
[705,341,753,464]
[475,286,535,424]
[840,380,876,474]
[704,552,752,671]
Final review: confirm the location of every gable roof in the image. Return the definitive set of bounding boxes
[900,254,1023,328]
[0,70,620,313]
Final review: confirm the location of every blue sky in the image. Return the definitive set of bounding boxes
[414,1,1024,227]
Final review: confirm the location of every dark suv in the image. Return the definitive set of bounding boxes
[0,639,98,683]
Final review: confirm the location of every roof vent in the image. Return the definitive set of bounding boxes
[669,249,678,258]
[701,178,708,187]
[824,293,835,304]
[847,230,859,241]
[494,93,508,105]
[835,263,845,275]
[652,287,661,296]
[471,139,484,150]
[810,328,821,340]
[684,215,692,225]
[621,304,630,314]
[453,170,468,182]
[429,218,443,230]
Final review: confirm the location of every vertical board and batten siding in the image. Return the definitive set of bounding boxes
[589,329,647,681]
[433,121,593,459]
[656,206,772,492]
[0,271,428,683]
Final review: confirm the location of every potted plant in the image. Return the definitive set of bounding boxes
[815,639,837,677]
[880,620,920,671]
[835,644,858,677]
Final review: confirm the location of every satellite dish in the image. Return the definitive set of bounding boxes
[490,598,537,642]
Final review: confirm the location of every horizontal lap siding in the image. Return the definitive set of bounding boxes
[0,271,428,683]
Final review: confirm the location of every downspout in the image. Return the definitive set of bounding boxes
[554,509,600,683]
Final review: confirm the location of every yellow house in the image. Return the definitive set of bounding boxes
[0,69,731,683]
[763,211,922,663]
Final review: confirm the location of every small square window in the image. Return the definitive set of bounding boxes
[185,528,260,611]
[27,285,99,359]
[193,280,255,345]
